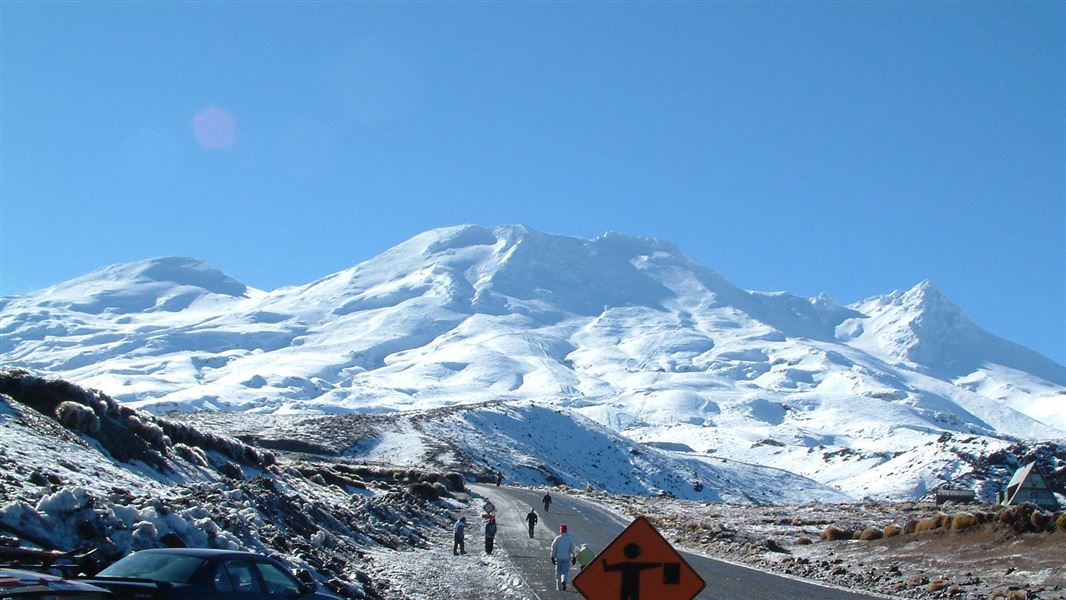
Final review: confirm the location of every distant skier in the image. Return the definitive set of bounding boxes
[453,517,466,555]
[549,524,577,591]
[525,508,538,538]
[484,515,498,554]
[542,492,552,512]
[496,471,503,486]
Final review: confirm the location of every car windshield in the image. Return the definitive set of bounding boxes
[98,553,205,583]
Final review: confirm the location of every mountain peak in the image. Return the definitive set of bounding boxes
[898,280,964,318]
[83,257,250,298]
[16,256,255,315]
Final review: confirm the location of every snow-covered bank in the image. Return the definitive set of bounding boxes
[0,369,520,599]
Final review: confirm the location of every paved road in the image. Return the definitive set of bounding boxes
[472,485,892,600]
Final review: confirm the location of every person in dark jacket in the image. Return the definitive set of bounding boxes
[453,517,466,555]
[542,492,552,512]
[525,508,538,538]
[484,515,498,554]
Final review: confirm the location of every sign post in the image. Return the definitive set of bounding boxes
[572,515,705,600]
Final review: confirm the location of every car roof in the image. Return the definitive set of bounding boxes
[0,568,111,593]
[130,548,269,560]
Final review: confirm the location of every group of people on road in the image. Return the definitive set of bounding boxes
[452,489,591,591]
[454,500,500,555]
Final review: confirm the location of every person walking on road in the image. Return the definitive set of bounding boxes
[453,517,466,555]
[542,492,552,512]
[484,515,498,554]
[549,524,577,591]
[525,508,538,539]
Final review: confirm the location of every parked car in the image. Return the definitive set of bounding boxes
[81,549,340,600]
[0,567,114,599]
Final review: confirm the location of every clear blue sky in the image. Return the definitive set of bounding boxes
[2,2,1063,364]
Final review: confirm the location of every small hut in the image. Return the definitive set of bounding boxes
[997,461,1060,511]
[935,487,975,505]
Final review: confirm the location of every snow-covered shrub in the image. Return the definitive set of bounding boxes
[158,417,272,467]
[405,482,439,501]
[124,415,167,450]
[220,462,244,480]
[442,472,465,492]
[431,482,451,498]
[56,401,100,434]
[174,443,209,467]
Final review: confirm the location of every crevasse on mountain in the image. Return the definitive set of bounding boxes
[2,225,1063,499]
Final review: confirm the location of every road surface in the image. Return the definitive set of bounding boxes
[472,484,892,600]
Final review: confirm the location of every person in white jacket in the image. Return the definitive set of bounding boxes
[549,523,577,591]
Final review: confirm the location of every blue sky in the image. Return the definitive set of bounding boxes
[2,2,1063,364]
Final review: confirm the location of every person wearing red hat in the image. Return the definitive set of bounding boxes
[549,523,577,590]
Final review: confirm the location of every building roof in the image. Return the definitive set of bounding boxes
[1006,462,1036,491]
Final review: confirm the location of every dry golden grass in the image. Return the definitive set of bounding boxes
[858,526,883,541]
[819,525,853,541]
[925,578,949,593]
[950,512,977,531]
[914,517,939,533]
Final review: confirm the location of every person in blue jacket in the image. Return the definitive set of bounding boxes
[549,524,576,590]
[453,517,466,555]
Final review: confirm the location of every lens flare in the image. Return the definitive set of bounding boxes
[192,106,237,149]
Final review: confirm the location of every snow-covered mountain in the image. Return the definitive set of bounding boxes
[3,225,1064,500]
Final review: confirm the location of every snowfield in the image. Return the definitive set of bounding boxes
[2,225,1063,503]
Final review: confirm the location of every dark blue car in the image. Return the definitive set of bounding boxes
[83,548,341,600]
[0,567,114,599]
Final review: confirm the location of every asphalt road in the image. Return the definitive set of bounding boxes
[471,484,892,600]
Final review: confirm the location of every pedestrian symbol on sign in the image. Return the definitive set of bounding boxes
[573,516,705,600]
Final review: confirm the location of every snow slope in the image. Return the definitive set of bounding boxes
[3,225,1064,500]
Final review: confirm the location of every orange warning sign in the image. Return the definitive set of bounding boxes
[573,515,705,600]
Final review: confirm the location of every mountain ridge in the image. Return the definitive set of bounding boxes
[2,224,1063,500]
